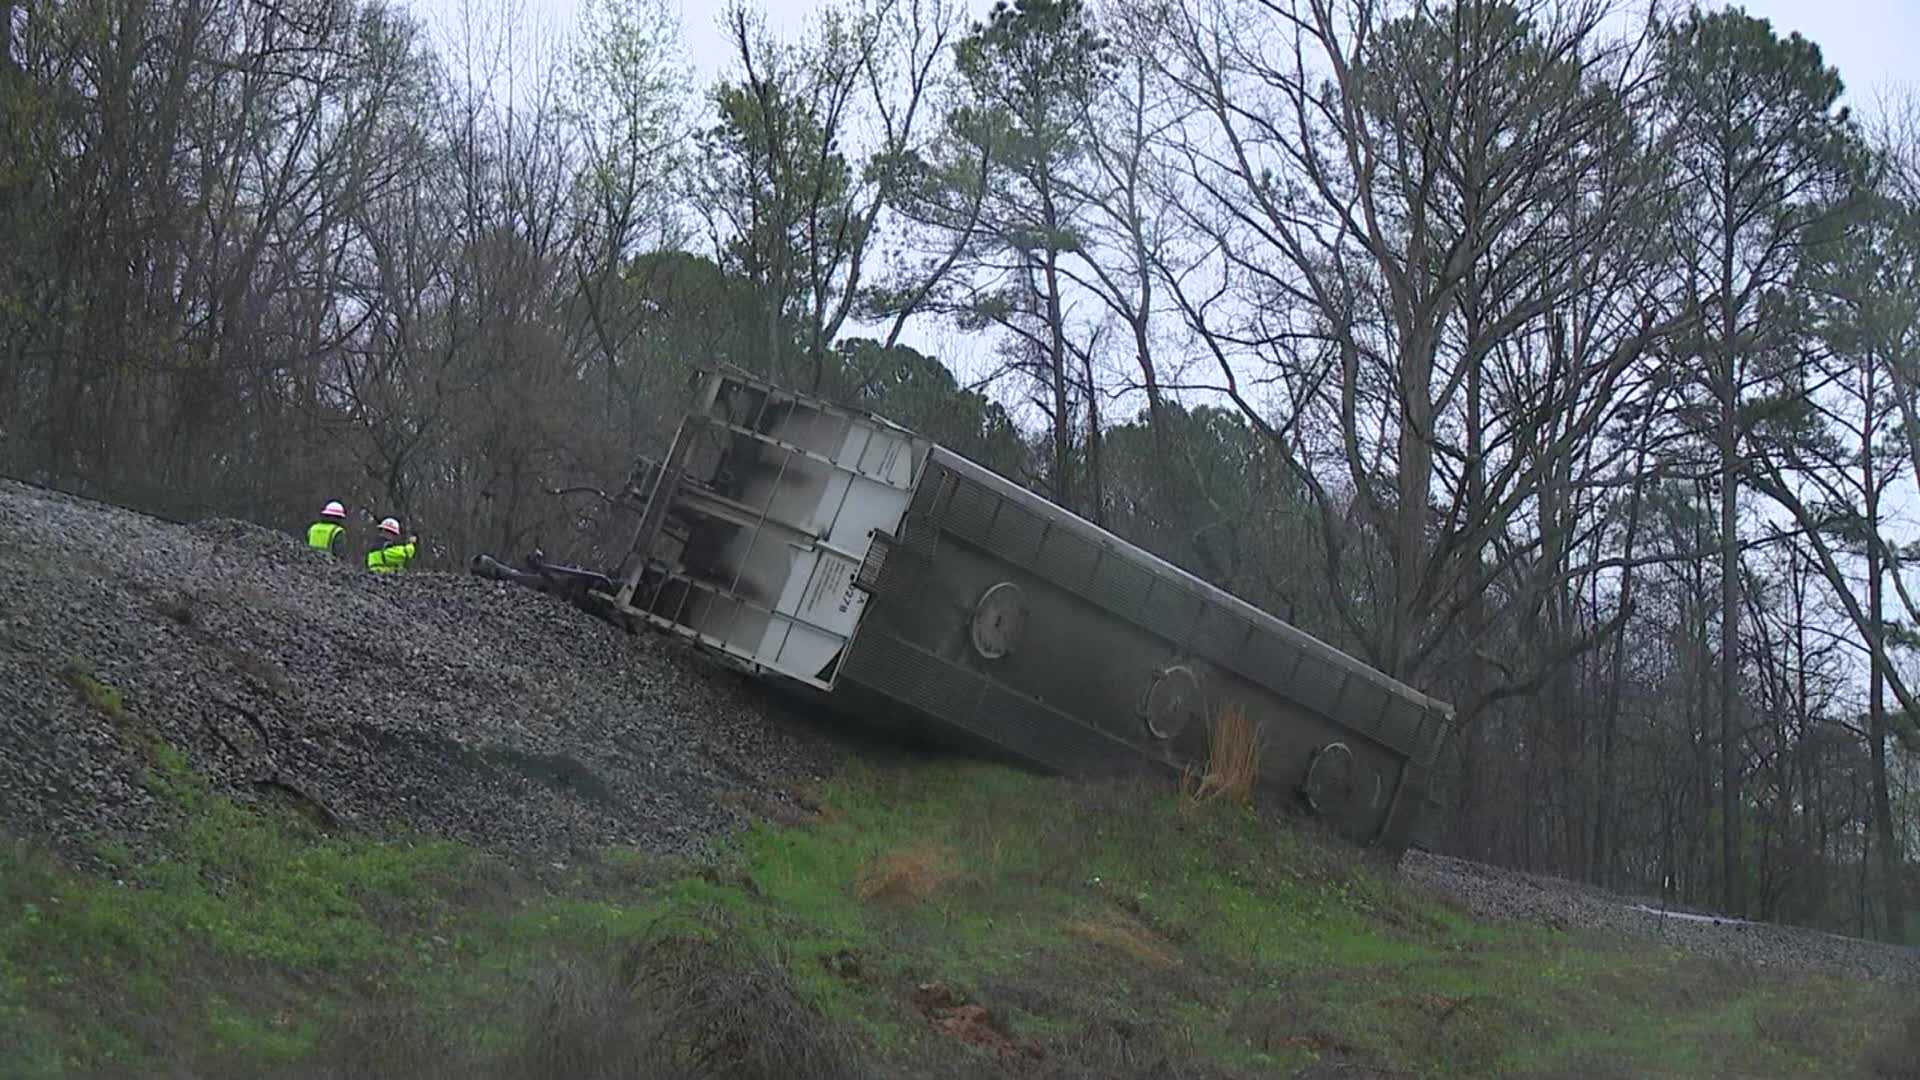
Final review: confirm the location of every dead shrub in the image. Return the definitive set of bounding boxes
[496,958,662,1078]
[623,932,865,1080]
[855,844,958,904]
[1181,703,1263,807]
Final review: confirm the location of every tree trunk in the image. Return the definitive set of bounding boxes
[1859,802,1873,937]
[1132,301,1171,539]
[1865,367,1905,941]
[1392,332,1436,679]
[1718,256,1744,917]
[1042,245,1071,510]
[1453,718,1481,860]
[1595,437,1648,889]
[1081,344,1104,527]
[1691,544,1715,909]
[1792,545,1817,917]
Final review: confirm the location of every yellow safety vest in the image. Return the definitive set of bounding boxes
[307,521,344,554]
[367,541,416,573]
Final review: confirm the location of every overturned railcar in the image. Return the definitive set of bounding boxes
[596,370,1455,852]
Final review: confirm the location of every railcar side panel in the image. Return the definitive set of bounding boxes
[601,371,1453,852]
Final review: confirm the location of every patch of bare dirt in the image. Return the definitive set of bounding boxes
[912,981,1044,1064]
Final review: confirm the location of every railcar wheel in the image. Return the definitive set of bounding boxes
[1303,742,1358,816]
[969,582,1027,659]
[1142,665,1205,740]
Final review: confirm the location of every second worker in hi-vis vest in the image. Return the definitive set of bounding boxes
[366,517,417,573]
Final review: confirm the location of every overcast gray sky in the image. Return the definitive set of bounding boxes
[1733,0,1917,106]
[396,0,1920,395]
[426,0,1916,106]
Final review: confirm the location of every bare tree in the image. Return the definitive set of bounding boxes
[1656,6,1861,914]
[698,0,952,391]
[1151,0,1683,705]
[889,0,1114,510]
[564,0,691,438]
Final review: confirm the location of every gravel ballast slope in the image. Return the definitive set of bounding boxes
[1403,850,1920,981]
[0,479,838,860]
[5,478,1912,985]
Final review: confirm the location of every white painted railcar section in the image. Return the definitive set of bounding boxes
[618,378,928,691]
[745,405,922,686]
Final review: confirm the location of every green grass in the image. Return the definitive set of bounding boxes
[0,748,1911,1078]
[0,745,491,1076]
[60,659,124,720]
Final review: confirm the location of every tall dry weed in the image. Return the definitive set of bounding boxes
[1181,703,1263,807]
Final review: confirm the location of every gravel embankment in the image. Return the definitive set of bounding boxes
[1403,849,1920,982]
[0,478,839,862]
[6,477,1912,985]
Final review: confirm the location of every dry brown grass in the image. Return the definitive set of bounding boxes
[623,933,864,1080]
[854,844,958,904]
[1181,702,1264,807]
[1064,913,1179,970]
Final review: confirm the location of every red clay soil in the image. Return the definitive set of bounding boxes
[914,982,1043,1062]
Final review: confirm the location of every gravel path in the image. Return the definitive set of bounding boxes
[0,479,840,863]
[1403,849,1920,982]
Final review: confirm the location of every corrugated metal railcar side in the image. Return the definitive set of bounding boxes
[836,447,1452,851]
[603,370,1455,852]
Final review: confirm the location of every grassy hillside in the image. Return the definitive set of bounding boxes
[2,742,1911,1078]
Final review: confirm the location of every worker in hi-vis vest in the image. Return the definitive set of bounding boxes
[307,501,348,558]
[366,517,418,573]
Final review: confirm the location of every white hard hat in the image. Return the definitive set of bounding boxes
[322,501,347,520]
[378,517,402,537]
